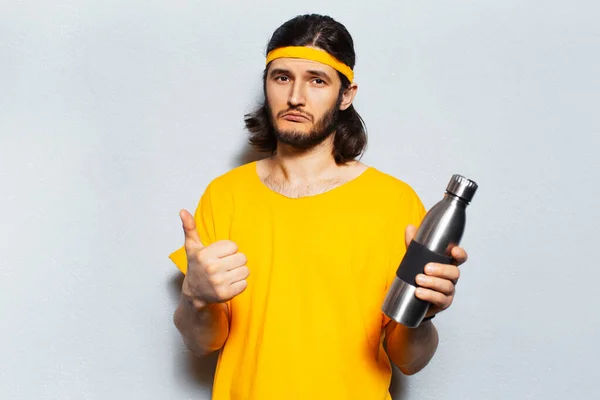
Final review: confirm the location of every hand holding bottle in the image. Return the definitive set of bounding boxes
[404,224,468,318]
[382,174,478,327]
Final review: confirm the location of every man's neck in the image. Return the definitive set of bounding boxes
[271,140,341,184]
[256,138,367,198]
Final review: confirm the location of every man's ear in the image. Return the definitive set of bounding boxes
[339,82,358,111]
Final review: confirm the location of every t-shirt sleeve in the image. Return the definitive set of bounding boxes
[382,186,427,327]
[168,182,219,275]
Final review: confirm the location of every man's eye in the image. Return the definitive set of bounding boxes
[276,76,289,82]
[313,78,325,85]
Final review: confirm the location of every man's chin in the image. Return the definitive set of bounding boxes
[276,120,311,132]
[274,129,334,150]
[274,130,310,143]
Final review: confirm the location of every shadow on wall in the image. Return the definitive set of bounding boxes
[233,142,270,168]
[170,274,219,393]
[184,348,219,390]
[390,365,408,399]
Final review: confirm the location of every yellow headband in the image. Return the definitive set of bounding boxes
[266,46,354,83]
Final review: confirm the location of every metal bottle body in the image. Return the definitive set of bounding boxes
[416,194,467,253]
[381,194,468,328]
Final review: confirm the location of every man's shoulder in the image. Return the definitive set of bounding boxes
[206,161,259,193]
[362,166,426,218]
[365,166,421,200]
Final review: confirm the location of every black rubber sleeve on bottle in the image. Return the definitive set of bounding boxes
[396,240,452,286]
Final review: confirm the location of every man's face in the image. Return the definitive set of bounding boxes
[265,57,344,149]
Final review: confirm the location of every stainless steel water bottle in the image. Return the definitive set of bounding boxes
[381,174,478,328]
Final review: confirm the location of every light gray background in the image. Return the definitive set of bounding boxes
[1,1,598,399]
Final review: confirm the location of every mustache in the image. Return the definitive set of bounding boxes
[276,107,314,121]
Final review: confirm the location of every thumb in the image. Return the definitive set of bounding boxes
[405,224,417,248]
[180,209,205,249]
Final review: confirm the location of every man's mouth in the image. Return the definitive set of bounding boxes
[281,112,311,122]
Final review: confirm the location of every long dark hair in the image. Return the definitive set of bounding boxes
[244,14,367,165]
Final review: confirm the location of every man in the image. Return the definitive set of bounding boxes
[170,14,467,400]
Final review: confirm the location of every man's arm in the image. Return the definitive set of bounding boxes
[173,209,249,356]
[383,224,469,374]
[173,276,230,356]
[384,319,439,375]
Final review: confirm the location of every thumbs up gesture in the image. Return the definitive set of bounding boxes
[179,209,249,310]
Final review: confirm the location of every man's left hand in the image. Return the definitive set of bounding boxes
[405,224,468,318]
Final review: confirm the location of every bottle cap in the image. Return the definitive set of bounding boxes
[446,174,478,203]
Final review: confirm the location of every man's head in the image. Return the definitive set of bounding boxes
[245,14,367,164]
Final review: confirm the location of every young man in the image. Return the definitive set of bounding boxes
[170,14,467,400]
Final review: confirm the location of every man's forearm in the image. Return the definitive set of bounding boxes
[173,284,229,356]
[384,320,439,375]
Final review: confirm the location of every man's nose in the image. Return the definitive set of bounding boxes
[288,81,306,107]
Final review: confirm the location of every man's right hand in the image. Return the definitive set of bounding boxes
[179,209,249,310]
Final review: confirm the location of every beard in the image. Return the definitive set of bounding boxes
[267,96,342,150]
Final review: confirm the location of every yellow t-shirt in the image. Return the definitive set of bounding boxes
[169,161,426,400]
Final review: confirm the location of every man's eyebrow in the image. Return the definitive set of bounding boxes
[269,68,291,77]
[269,68,332,80]
[306,70,332,80]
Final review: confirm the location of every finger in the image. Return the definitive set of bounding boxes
[210,240,239,258]
[416,274,455,296]
[220,252,248,271]
[415,287,452,309]
[451,246,468,266]
[424,263,460,282]
[227,279,248,299]
[180,209,204,249]
[405,224,417,248]
[226,265,250,283]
